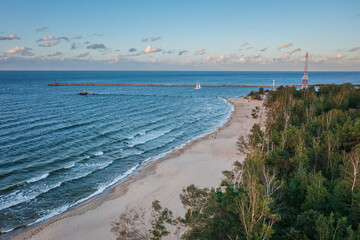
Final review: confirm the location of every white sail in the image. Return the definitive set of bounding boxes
[194,82,201,89]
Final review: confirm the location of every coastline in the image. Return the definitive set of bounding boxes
[9,97,261,240]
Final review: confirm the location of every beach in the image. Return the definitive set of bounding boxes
[11,97,261,240]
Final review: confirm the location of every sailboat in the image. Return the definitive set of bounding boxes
[194,82,201,90]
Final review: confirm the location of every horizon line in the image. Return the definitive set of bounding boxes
[1,70,360,73]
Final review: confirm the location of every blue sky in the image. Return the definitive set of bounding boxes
[0,0,359,70]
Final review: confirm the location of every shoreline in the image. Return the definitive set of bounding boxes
[9,97,261,240]
[1,97,233,236]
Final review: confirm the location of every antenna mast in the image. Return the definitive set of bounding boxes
[302,53,309,89]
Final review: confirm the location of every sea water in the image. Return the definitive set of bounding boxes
[0,71,359,232]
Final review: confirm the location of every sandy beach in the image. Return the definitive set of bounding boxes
[11,97,261,240]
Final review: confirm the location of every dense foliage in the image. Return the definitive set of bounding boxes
[180,84,360,239]
[113,84,360,239]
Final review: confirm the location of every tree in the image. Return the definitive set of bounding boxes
[111,206,148,240]
[180,184,210,239]
[341,147,360,197]
[302,172,329,212]
[111,201,177,240]
[150,200,175,240]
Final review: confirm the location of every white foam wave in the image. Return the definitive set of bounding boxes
[0,161,113,212]
[127,128,172,147]
[64,162,76,169]
[121,148,144,158]
[30,163,140,227]
[94,151,103,156]
[0,182,62,211]
[26,172,49,184]
[139,98,234,166]
[64,161,113,182]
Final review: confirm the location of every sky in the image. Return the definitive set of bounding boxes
[0,0,359,71]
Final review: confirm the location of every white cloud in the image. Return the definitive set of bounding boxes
[348,56,360,62]
[36,27,48,32]
[39,40,60,47]
[163,50,175,54]
[239,42,249,47]
[178,50,188,56]
[277,42,293,50]
[194,48,206,55]
[77,52,89,58]
[143,45,162,54]
[238,54,266,64]
[141,36,162,42]
[336,54,344,59]
[313,53,345,64]
[38,35,55,41]
[245,46,253,50]
[74,35,82,39]
[87,43,106,50]
[71,42,76,50]
[5,46,33,56]
[107,56,120,64]
[0,34,20,40]
[349,47,360,52]
[289,48,301,55]
[122,45,162,57]
[57,36,70,42]
[47,51,62,57]
[206,54,237,64]
[124,52,142,57]
[260,47,268,52]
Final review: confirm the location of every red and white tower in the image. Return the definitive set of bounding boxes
[302,53,309,89]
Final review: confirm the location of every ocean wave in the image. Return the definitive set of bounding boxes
[127,128,172,147]
[0,160,113,211]
[0,181,62,211]
[26,163,141,229]
[64,162,76,169]
[120,148,144,158]
[0,95,234,233]
[26,172,50,184]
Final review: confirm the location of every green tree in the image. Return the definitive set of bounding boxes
[302,172,329,212]
[150,200,175,240]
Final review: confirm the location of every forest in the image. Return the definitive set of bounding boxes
[112,84,360,240]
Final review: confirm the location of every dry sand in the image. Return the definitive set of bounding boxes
[11,97,261,240]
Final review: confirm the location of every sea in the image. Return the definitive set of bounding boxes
[0,71,359,233]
